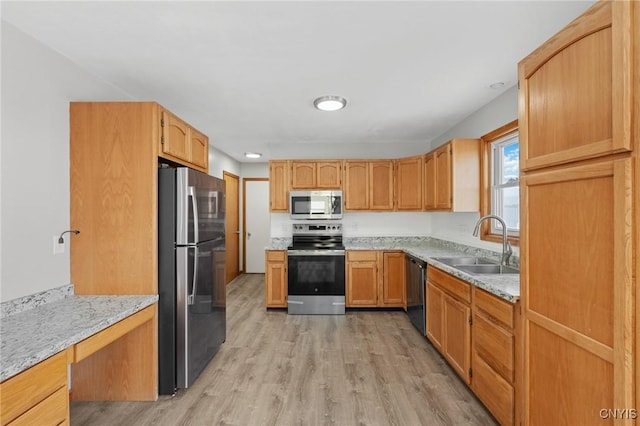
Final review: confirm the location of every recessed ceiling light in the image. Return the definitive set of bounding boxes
[244,152,262,159]
[313,95,347,111]
[489,82,505,89]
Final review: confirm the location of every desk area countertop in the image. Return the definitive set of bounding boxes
[0,294,158,382]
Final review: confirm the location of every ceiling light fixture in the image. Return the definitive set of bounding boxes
[489,82,505,89]
[313,95,347,111]
[244,152,262,159]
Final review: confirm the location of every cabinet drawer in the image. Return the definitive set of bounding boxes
[266,250,286,262]
[429,267,471,303]
[347,251,378,262]
[473,311,514,382]
[473,287,514,329]
[471,351,514,426]
[8,386,68,426]
[1,350,68,425]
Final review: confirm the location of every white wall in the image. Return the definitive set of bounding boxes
[208,146,240,179]
[427,85,520,256]
[1,22,134,302]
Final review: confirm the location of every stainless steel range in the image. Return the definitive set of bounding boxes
[287,223,345,315]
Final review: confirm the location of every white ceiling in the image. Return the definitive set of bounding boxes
[2,1,594,163]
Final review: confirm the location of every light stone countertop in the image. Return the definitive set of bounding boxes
[267,236,519,303]
[0,294,158,382]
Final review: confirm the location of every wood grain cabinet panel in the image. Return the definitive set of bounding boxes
[291,161,341,189]
[381,251,405,307]
[369,161,394,210]
[159,109,209,173]
[395,156,423,210]
[343,161,369,210]
[269,160,290,212]
[265,250,287,307]
[188,127,209,170]
[424,139,480,212]
[346,251,378,307]
[426,282,444,352]
[518,1,632,171]
[316,161,342,188]
[0,350,68,426]
[291,162,316,189]
[344,160,394,211]
[518,2,638,423]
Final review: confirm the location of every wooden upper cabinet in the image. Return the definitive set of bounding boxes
[395,155,423,210]
[291,160,341,189]
[161,110,189,161]
[344,161,369,210]
[269,160,290,212]
[317,161,342,188]
[159,109,209,173]
[423,153,436,210]
[370,161,394,210]
[344,160,393,211]
[425,139,480,212]
[435,144,452,210]
[518,1,632,171]
[188,127,209,170]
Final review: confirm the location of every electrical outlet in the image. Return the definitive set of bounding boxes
[53,235,65,255]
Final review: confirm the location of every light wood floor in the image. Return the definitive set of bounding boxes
[71,274,497,425]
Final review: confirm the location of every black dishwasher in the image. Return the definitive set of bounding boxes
[405,254,427,335]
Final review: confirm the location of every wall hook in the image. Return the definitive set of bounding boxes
[58,230,80,244]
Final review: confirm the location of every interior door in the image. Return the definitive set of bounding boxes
[244,178,270,273]
[223,171,240,283]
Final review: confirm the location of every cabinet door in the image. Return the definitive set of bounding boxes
[423,153,437,210]
[471,348,515,426]
[426,282,443,352]
[435,144,452,210]
[344,161,369,210]
[265,251,287,307]
[395,156,423,210]
[346,251,378,306]
[291,162,316,189]
[370,161,394,210]
[189,127,209,170]
[381,252,405,307]
[521,158,633,423]
[316,161,341,188]
[443,294,471,384]
[269,161,289,212]
[161,110,189,161]
[518,1,631,171]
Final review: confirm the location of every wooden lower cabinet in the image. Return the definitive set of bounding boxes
[471,287,516,426]
[426,267,471,384]
[346,251,406,308]
[265,250,287,307]
[0,350,69,426]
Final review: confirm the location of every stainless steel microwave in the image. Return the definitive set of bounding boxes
[289,190,343,220]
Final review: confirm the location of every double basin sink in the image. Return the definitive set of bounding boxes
[432,256,519,275]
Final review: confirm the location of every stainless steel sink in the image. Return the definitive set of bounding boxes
[432,256,496,266]
[454,264,519,275]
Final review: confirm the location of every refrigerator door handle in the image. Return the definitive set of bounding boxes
[188,186,199,244]
[188,245,198,305]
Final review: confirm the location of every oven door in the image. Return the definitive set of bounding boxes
[287,250,345,295]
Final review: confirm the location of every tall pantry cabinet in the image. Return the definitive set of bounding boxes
[517,2,638,424]
[70,102,209,400]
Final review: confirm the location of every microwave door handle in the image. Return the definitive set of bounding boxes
[188,186,199,244]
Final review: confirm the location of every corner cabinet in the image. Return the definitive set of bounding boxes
[265,250,287,307]
[159,108,209,173]
[518,2,638,424]
[70,101,210,401]
[424,139,480,212]
[269,160,290,212]
[346,250,405,308]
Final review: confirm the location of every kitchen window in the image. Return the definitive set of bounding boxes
[479,120,519,245]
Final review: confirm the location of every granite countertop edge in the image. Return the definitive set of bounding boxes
[266,236,520,303]
[0,294,158,382]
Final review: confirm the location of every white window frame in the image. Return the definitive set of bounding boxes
[490,133,520,236]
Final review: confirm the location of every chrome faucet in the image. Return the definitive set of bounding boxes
[472,214,512,266]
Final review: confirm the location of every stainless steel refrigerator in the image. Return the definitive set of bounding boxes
[158,166,226,395]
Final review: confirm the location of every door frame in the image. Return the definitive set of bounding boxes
[242,177,269,273]
[223,170,240,283]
